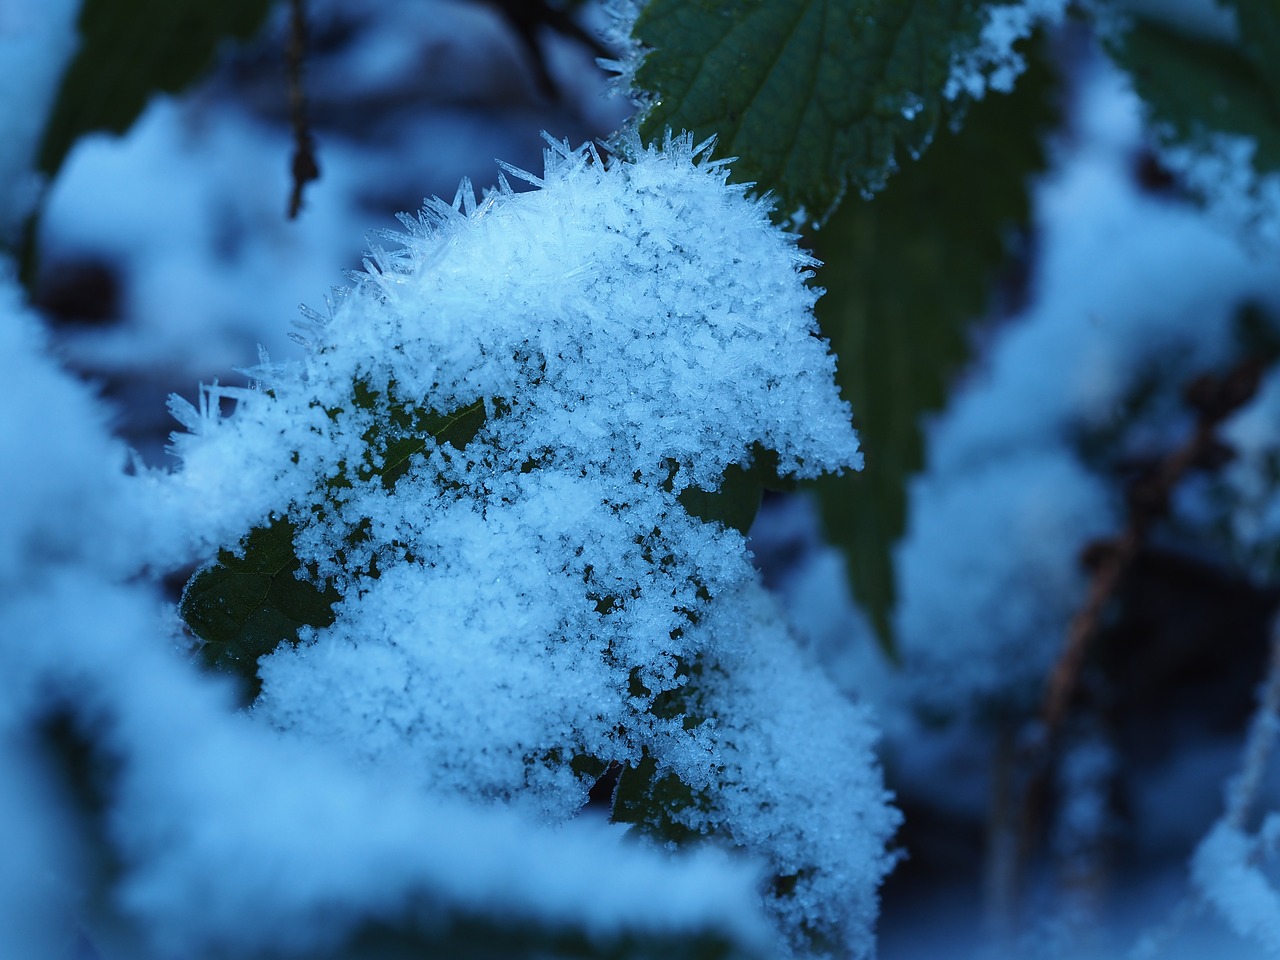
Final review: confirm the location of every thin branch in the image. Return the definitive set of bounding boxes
[484,0,615,101]
[287,0,320,220]
[1008,357,1266,955]
[1042,357,1264,735]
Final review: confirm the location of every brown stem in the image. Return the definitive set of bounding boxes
[1041,357,1263,736]
[287,0,319,220]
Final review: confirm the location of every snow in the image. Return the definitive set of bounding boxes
[0,266,778,957]
[1192,821,1280,956]
[167,132,897,958]
[1158,133,1280,252]
[39,99,362,377]
[1222,369,1280,575]
[946,0,1069,101]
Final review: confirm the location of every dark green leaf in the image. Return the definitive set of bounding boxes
[377,397,488,488]
[1231,0,1280,107]
[335,909,761,960]
[678,445,794,534]
[180,517,339,701]
[808,44,1059,653]
[37,0,274,177]
[612,751,710,846]
[632,0,990,219]
[1109,11,1280,174]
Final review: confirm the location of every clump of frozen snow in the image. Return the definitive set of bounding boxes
[945,0,1069,101]
[0,261,782,958]
[1158,133,1280,252]
[169,133,897,957]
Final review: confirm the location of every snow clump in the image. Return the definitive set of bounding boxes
[945,0,1069,100]
[169,133,900,958]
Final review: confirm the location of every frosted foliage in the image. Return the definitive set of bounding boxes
[171,135,895,957]
[0,271,777,957]
[945,0,1068,100]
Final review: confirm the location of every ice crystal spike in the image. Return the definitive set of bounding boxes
[167,394,201,433]
[495,158,541,188]
[452,177,477,217]
[691,134,718,161]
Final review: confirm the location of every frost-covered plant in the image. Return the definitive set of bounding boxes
[0,267,781,960]
[169,134,899,958]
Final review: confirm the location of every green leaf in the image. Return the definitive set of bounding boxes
[612,751,710,846]
[632,0,990,219]
[1232,0,1280,107]
[181,391,490,699]
[36,0,274,178]
[807,43,1059,653]
[366,393,488,489]
[336,910,761,960]
[180,517,340,701]
[678,445,795,535]
[1108,10,1280,175]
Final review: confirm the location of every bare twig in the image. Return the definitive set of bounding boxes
[1007,357,1266,954]
[484,0,615,101]
[1042,357,1264,735]
[286,0,319,220]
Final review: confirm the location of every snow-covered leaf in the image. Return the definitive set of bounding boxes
[632,0,1006,219]
[180,518,339,699]
[170,137,897,957]
[1110,12,1280,176]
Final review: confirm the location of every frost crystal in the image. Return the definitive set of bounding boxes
[172,134,897,957]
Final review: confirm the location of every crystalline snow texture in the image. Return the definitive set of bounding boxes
[174,136,895,958]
